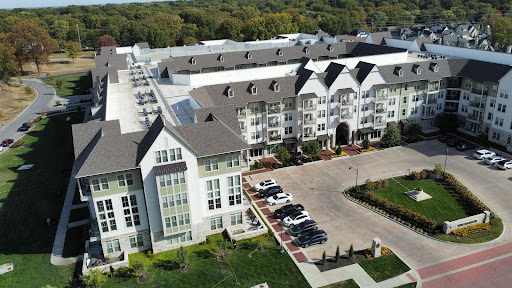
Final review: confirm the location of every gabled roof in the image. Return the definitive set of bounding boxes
[353,62,376,84]
[367,31,392,45]
[324,62,347,88]
[379,60,451,84]
[456,59,512,83]
[134,42,150,49]
[195,105,241,134]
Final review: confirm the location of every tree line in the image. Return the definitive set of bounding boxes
[1,0,512,80]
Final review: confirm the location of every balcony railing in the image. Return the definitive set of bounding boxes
[302,132,316,139]
[373,120,386,128]
[446,94,460,101]
[428,83,440,92]
[421,112,436,119]
[338,113,353,120]
[375,108,386,114]
[471,87,488,96]
[466,114,483,122]
[267,121,280,128]
[267,107,281,115]
[469,101,484,109]
[268,134,282,142]
[423,98,437,105]
[237,112,246,118]
[303,119,316,125]
[303,104,317,111]
[375,94,388,101]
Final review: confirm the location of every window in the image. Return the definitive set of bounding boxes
[317,123,326,131]
[361,91,369,98]
[117,173,134,187]
[353,105,357,113]
[504,105,507,113]
[97,199,116,232]
[488,113,493,120]
[129,234,144,248]
[404,84,408,91]
[122,195,140,228]
[106,239,120,253]
[360,117,368,125]
[403,97,407,104]
[317,96,326,104]
[155,150,168,164]
[207,179,221,210]
[284,112,292,121]
[211,217,223,230]
[388,98,395,105]
[402,109,406,116]
[283,98,293,108]
[390,85,397,93]
[226,154,240,168]
[388,111,395,118]
[249,103,259,113]
[495,117,504,127]
[158,171,186,187]
[250,118,260,126]
[228,175,242,206]
[91,177,109,192]
[498,104,502,112]
[285,127,293,134]
[251,86,257,95]
[169,148,182,161]
[360,104,369,111]
[317,110,326,118]
[251,132,256,140]
[228,88,234,97]
[231,212,242,225]
[165,217,171,228]
[166,231,192,245]
[500,90,509,99]
[204,158,219,171]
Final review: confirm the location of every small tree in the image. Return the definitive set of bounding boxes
[365,179,374,191]
[177,246,189,270]
[335,245,340,262]
[275,147,291,162]
[55,79,63,93]
[434,163,443,175]
[131,259,147,278]
[80,269,107,288]
[322,251,327,265]
[336,146,342,155]
[215,239,229,260]
[301,140,321,156]
[24,86,32,95]
[381,125,401,147]
[406,120,422,136]
[65,41,80,63]
[362,137,370,150]
[349,244,354,260]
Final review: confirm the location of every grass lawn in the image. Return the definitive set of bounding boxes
[359,254,410,283]
[375,177,469,225]
[43,72,92,96]
[22,51,96,79]
[0,111,84,288]
[0,83,37,126]
[322,279,360,288]
[395,283,416,288]
[435,216,504,244]
[101,234,309,288]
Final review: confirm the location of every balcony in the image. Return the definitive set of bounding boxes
[469,101,484,109]
[337,100,353,108]
[423,98,437,105]
[428,83,440,92]
[268,134,282,142]
[375,108,386,114]
[421,112,436,119]
[267,106,281,115]
[373,94,388,102]
[337,113,354,121]
[303,118,316,125]
[466,114,483,122]
[471,87,488,96]
[302,104,317,111]
[267,117,280,128]
[446,93,460,101]
[373,120,386,128]
[302,132,316,140]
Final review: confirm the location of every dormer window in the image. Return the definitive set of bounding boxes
[396,67,403,77]
[246,52,252,59]
[273,82,280,92]
[414,65,421,74]
[327,45,333,51]
[249,84,257,95]
[227,87,234,98]
[191,57,196,65]
[304,47,310,54]
[431,63,439,72]
[219,55,224,62]
[277,49,283,56]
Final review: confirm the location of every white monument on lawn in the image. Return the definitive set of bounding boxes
[371,237,381,258]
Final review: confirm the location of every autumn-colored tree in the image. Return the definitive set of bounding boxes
[96,34,119,55]
[5,20,58,77]
[0,43,17,83]
[65,41,81,63]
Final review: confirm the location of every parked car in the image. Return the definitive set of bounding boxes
[456,142,477,151]
[254,179,278,192]
[1,139,14,147]
[484,156,505,165]
[473,149,496,160]
[283,211,310,227]
[274,204,305,219]
[267,193,293,206]
[296,229,328,248]
[495,160,512,170]
[293,152,303,165]
[259,185,283,198]
[18,122,33,131]
[288,220,318,237]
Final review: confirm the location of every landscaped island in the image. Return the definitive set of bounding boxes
[345,166,503,243]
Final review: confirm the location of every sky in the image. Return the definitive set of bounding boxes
[0,0,173,10]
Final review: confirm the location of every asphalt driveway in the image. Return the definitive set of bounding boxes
[245,140,512,271]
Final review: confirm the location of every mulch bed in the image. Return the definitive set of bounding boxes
[315,251,390,272]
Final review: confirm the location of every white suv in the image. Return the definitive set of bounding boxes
[473,149,495,160]
[254,179,277,192]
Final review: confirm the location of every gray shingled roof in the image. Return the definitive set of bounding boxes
[457,59,512,83]
[195,105,241,134]
[134,42,150,49]
[189,74,300,108]
[95,52,128,70]
[379,60,451,84]
[72,120,146,178]
[324,62,347,87]
[354,62,376,84]
[368,31,392,45]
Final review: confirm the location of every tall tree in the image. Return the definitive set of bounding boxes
[65,41,80,63]
[490,15,512,50]
[6,20,58,77]
[96,34,119,55]
[0,43,17,83]
[217,18,244,41]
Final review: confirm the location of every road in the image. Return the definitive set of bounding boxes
[0,79,91,144]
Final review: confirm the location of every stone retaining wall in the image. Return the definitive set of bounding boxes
[443,211,490,234]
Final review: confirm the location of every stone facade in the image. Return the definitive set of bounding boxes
[100,229,152,257]
[443,211,491,234]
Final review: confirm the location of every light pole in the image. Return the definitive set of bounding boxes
[406,168,411,176]
[444,148,449,174]
[349,166,359,188]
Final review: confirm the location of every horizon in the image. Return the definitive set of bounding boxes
[0,0,175,10]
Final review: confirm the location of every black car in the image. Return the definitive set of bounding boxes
[288,220,318,237]
[293,152,303,166]
[296,230,328,248]
[456,142,477,151]
[274,204,305,219]
[259,185,283,198]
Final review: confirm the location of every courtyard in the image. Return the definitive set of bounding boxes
[244,139,512,285]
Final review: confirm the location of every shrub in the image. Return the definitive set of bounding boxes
[452,223,491,237]
[275,147,291,162]
[131,259,147,277]
[415,186,423,191]
[335,245,340,262]
[349,244,354,259]
[374,179,383,190]
[177,246,189,269]
[322,251,327,265]
[365,179,374,191]
[80,269,107,288]
[336,146,342,155]
[381,179,389,188]
[312,155,322,161]
[24,86,32,95]
[11,140,24,148]
[301,141,321,156]
[433,163,444,175]
[55,100,62,106]
[272,163,279,169]
[363,138,370,150]
[410,171,421,180]
[420,169,430,179]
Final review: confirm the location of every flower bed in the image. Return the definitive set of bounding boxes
[358,146,375,153]
[329,152,348,158]
[363,246,391,259]
[452,223,490,237]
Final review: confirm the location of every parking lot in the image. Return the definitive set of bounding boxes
[244,140,512,271]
